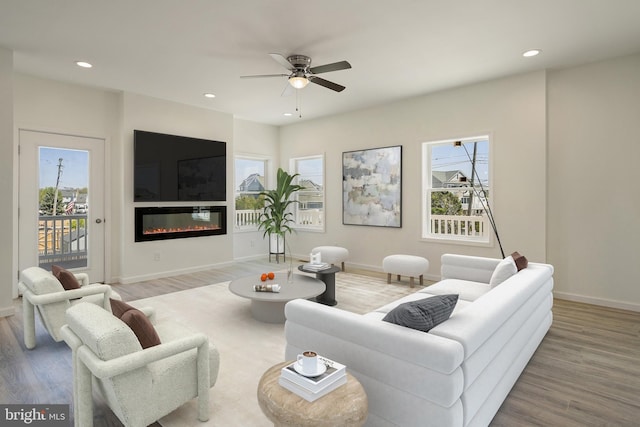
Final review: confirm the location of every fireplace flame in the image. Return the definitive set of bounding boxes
[143,225,221,235]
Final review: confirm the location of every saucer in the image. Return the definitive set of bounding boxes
[294,360,327,377]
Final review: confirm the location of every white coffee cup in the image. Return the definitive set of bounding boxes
[297,350,318,374]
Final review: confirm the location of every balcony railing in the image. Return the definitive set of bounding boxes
[235,209,261,229]
[429,214,488,239]
[38,214,88,268]
[235,209,323,230]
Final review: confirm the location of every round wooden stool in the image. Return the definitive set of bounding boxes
[257,361,368,426]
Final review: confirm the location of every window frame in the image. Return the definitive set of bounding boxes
[421,135,494,247]
[233,154,269,233]
[290,154,325,232]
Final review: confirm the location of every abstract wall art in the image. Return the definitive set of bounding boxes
[342,145,402,227]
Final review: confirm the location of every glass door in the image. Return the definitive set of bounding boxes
[18,130,105,285]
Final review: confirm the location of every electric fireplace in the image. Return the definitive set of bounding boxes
[135,206,226,242]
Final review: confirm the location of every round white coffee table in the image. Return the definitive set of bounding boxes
[229,273,325,323]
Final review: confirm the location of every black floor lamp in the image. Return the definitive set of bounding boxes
[455,141,505,258]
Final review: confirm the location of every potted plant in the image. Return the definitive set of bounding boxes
[258,168,304,264]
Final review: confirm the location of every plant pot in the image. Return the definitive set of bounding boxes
[269,234,285,263]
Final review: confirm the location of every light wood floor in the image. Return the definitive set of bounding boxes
[1,259,638,426]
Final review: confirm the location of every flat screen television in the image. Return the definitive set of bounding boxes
[134,130,226,202]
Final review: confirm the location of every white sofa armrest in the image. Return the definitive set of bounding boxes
[73,332,209,378]
[74,273,90,287]
[20,283,113,308]
[440,253,501,283]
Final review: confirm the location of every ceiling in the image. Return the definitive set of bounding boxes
[1,1,640,126]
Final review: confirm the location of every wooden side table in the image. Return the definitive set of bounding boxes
[257,361,368,427]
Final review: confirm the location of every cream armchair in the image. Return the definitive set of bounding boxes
[18,266,120,349]
[61,302,220,427]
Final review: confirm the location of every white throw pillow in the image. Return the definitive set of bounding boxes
[489,256,517,287]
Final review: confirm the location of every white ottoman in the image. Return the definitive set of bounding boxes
[382,255,429,288]
[312,246,349,271]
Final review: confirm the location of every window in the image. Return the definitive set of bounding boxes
[422,136,492,244]
[234,156,267,230]
[290,155,324,231]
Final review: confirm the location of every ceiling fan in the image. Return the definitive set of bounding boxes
[241,53,352,92]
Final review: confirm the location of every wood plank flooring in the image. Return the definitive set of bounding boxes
[1,260,638,426]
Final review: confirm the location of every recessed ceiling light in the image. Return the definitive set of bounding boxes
[75,61,92,68]
[203,93,216,98]
[283,113,293,117]
[522,49,541,58]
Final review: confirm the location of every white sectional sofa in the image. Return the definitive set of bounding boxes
[284,254,554,427]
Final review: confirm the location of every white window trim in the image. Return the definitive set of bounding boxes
[421,135,494,248]
[233,154,270,234]
[290,154,326,233]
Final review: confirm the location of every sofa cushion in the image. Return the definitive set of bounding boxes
[110,299,161,349]
[489,256,517,287]
[66,302,142,360]
[382,294,459,332]
[511,251,528,271]
[52,265,81,290]
[21,266,65,295]
[420,279,490,302]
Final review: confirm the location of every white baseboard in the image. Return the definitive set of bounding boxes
[553,291,640,313]
[116,260,235,285]
[233,254,268,262]
[0,305,15,318]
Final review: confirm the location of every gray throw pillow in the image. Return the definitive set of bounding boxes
[382,294,458,332]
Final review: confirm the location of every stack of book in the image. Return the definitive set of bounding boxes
[278,356,347,402]
[302,262,331,271]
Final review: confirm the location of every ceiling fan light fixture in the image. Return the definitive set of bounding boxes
[289,75,309,89]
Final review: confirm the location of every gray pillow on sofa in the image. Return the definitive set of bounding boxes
[382,294,458,332]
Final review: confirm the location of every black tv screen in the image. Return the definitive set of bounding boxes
[134,130,226,202]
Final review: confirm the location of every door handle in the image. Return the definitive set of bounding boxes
[95,218,103,224]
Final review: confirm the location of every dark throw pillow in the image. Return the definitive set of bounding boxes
[51,264,81,290]
[109,298,161,349]
[109,298,132,318]
[511,251,528,271]
[382,294,458,332]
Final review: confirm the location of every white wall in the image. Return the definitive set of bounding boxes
[232,119,280,260]
[0,47,14,316]
[280,71,547,277]
[118,93,235,283]
[547,53,640,311]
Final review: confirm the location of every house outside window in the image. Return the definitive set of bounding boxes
[422,136,492,245]
[234,156,267,230]
[290,155,324,231]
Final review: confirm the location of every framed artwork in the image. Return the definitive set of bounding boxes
[342,145,402,227]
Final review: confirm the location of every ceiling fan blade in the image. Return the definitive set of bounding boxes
[269,53,294,70]
[308,76,346,92]
[309,60,352,74]
[240,73,289,79]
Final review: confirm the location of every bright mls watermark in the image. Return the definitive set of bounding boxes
[1,405,69,426]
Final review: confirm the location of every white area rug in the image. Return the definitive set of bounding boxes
[129,272,426,426]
